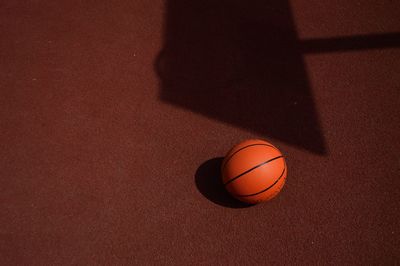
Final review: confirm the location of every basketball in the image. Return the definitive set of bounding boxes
[221,139,287,204]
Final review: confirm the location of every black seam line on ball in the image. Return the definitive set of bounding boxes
[222,143,278,170]
[223,156,283,186]
[235,165,286,197]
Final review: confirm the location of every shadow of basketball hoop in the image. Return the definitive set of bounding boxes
[155,0,400,155]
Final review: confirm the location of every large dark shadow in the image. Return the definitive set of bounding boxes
[195,157,253,208]
[156,1,400,155]
[156,0,326,154]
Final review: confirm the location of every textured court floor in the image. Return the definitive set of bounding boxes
[1,1,399,264]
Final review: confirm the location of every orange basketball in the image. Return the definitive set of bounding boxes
[221,139,287,204]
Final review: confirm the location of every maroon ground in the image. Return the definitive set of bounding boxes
[1,1,399,264]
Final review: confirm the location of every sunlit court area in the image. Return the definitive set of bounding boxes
[1,1,399,264]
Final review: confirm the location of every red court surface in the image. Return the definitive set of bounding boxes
[1,1,400,264]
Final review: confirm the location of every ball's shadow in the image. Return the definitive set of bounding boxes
[195,157,253,208]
